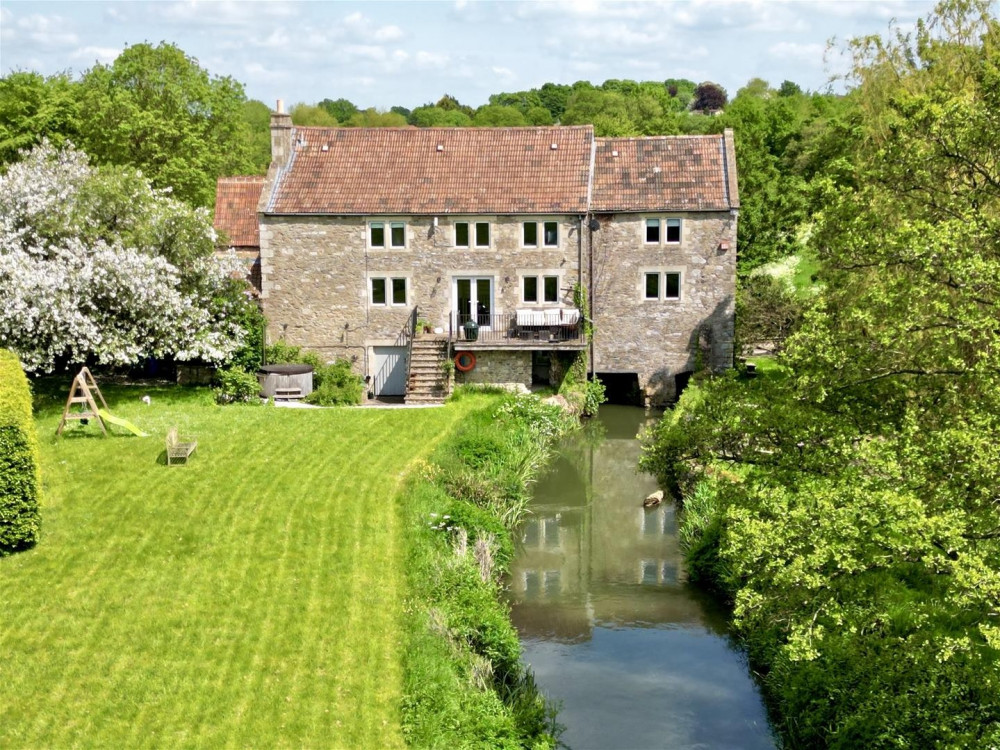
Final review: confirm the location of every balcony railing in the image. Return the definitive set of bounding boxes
[449,309,587,346]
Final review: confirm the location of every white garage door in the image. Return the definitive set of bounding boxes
[372,346,408,397]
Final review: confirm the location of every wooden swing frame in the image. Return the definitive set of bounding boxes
[56,367,110,436]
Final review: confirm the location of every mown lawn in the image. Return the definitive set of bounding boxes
[1,382,472,749]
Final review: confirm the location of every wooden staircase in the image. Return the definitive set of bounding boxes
[406,337,452,404]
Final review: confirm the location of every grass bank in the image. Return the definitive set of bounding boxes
[2,381,474,748]
[401,387,573,748]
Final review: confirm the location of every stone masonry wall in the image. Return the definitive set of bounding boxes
[260,215,582,381]
[454,350,532,389]
[260,211,735,401]
[589,211,736,405]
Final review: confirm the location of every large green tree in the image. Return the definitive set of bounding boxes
[240,99,273,174]
[0,72,80,164]
[642,2,1000,746]
[76,42,254,207]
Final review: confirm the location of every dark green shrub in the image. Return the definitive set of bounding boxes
[0,349,41,555]
[454,432,506,469]
[213,367,260,404]
[220,281,267,372]
[303,359,363,406]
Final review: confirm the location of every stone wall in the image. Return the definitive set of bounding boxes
[260,214,583,380]
[588,211,736,405]
[454,350,532,389]
[260,210,735,402]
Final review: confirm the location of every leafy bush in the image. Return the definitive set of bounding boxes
[303,359,363,406]
[213,367,260,404]
[735,273,803,356]
[0,350,41,555]
[222,284,267,373]
[583,376,606,416]
[265,341,323,371]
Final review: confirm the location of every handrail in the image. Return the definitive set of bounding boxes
[404,306,418,398]
[450,309,586,345]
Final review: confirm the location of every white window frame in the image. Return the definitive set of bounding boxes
[369,275,409,307]
[641,269,683,302]
[643,217,682,245]
[454,220,491,249]
[368,220,407,249]
[520,273,562,305]
[521,220,560,249]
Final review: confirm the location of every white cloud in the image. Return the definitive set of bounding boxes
[808,0,931,23]
[492,66,516,83]
[415,50,450,69]
[13,13,79,48]
[373,24,404,42]
[768,41,826,66]
[569,60,602,75]
[0,7,12,42]
[243,61,286,82]
[157,0,297,26]
[574,22,664,47]
[342,44,388,63]
[70,46,121,65]
[259,28,292,49]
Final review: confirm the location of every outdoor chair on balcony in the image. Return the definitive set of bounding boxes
[515,308,581,341]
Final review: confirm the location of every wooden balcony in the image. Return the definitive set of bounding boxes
[450,310,587,350]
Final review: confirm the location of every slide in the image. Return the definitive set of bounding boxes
[97,409,149,438]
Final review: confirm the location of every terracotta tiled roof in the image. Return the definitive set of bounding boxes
[266,127,594,215]
[591,133,739,212]
[214,176,265,247]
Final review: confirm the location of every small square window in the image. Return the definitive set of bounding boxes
[475,222,490,247]
[543,276,559,303]
[543,221,558,247]
[370,222,385,247]
[371,277,387,305]
[523,222,538,246]
[390,222,405,247]
[455,222,469,247]
[644,272,660,300]
[665,272,681,299]
[645,219,660,243]
[665,219,681,244]
[523,276,539,303]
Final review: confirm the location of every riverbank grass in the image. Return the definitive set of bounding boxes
[1,382,472,748]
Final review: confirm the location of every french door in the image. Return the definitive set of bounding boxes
[454,277,493,328]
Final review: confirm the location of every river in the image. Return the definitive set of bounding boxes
[507,405,776,750]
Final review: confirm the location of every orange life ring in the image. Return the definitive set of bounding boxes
[454,352,476,372]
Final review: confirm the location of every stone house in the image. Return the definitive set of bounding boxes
[214,175,265,294]
[249,104,738,405]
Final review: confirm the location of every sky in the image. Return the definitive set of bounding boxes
[0,0,939,111]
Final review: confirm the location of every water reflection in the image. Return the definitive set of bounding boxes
[508,406,775,750]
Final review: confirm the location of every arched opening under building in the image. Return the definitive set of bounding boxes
[674,370,694,400]
[595,372,642,406]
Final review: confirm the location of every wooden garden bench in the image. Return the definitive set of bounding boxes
[166,427,197,466]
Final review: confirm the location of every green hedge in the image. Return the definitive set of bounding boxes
[0,349,41,555]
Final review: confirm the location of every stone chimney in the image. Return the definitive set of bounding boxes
[270,99,293,166]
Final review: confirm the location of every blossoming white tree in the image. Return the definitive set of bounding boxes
[0,141,244,371]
